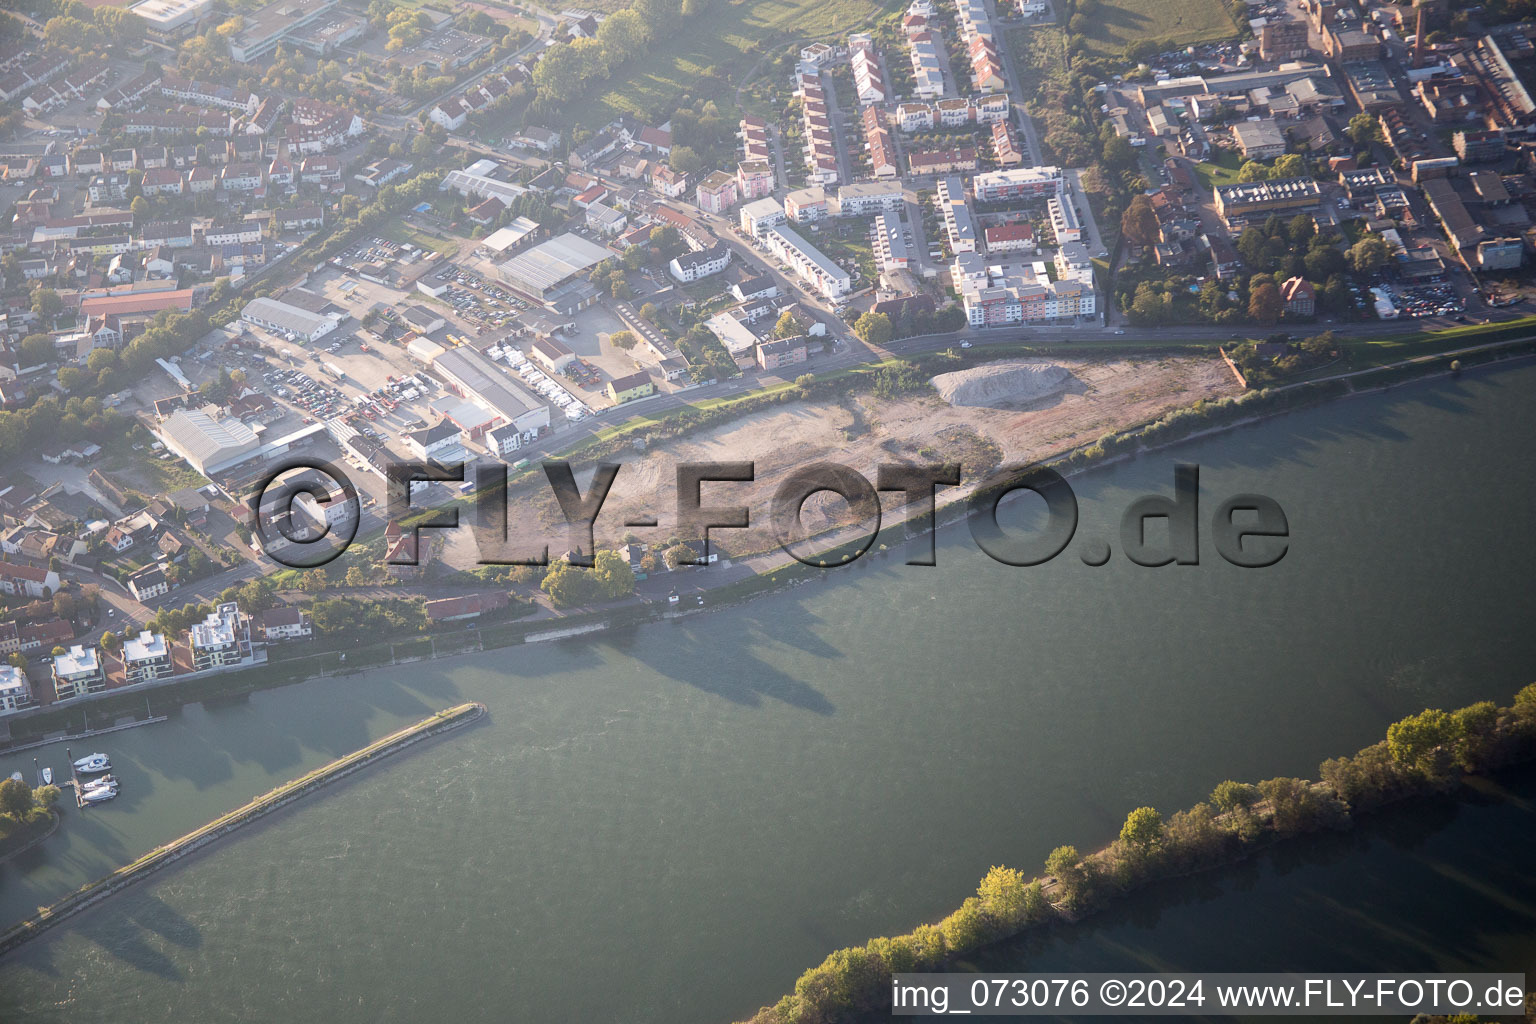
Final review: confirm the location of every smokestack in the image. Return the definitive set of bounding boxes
[1413,4,1425,68]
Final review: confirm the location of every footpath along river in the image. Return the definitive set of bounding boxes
[2,361,1535,1023]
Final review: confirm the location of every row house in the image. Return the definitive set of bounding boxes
[108,149,137,172]
[267,157,294,187]
[906,146,979,175]
[862,107,899,179]
[200,222,262,245]
[247,96,284,135]
[188,165,218,193]
[96,70,161,111]
[991,121,1023,165]
[908,30,945,99]
[739,115,772,164]
[120,108,234,136]
[850,38,887,104]
[160,73,260,114]
[271,204,324,231]
[798,71,841,186]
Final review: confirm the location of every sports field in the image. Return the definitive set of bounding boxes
[1079,0,1239,56]
[566,0,895,125]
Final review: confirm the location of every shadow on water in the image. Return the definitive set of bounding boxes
[623,609,837,714]
[873,765,1536,1022]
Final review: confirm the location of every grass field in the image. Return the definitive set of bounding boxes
[382,217,460,257]
[1192,147,1244,189]
[564,0,895,126]
[1080,0,1239,57]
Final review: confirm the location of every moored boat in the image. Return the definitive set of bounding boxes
[40,767,52,785]
[73,754,111,774]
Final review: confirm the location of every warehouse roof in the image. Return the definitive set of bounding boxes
[496,232,611,293]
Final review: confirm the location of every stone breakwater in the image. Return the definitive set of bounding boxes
[0,702,487,959]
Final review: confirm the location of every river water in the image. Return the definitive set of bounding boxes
[3,363,1535,1023]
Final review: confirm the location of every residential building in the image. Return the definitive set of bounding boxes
[695,170,738,214]
[1232,119,1287,160]
[766,225,850,300]
[669,243,732,282]
[126,564,170,601]
[0,563,60,599]
[52,644,106,701]
[758,337,809,370]
[0,663,31,713]
[972,166,1064,203]
[1281,276,1316,316]
[785,187,829,223]
[835,181,904,217]
[737,160,775,200]
[188,602,249,671]
[606,371,656,404]
[936,176,976,254]
[122,629,174,683]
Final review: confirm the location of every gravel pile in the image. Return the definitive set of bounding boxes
[931,361,1070,408]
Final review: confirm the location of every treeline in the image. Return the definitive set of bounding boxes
[738,685,1536,1024]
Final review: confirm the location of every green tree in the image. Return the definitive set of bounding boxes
[1386,708,1458,772]
[663,543,697,569]
[1209,779,1258,812]
[1271,153,1305,178]
[100,630,120,653]
[31,287,62,319]
[975,865,1031,927]
[1236,160,1270,183]
[0,776,32,818]
[1346,233,1392,273]
[1119,806,1164,857]
[540,560,598,607]
[591,549,636,600]
[852,311,892,345]
[1044,844,1083,889]
[19,334,53,366]
[609,330,637,350]
[33,783,61,809]
[772,310,800,339]
[1347,112,1381,146]
[668,145,702,175]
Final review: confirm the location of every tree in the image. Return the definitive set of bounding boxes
[1386,708,1457,772]
[100,630,121,653]
[1119,806,1164,857]
[663,543,697,569]
[33,784,61,809]
[19,334,53,366]
[31,287,62,319]
[0,776,32,818]
[130,195,149,223]
[1119,193,1158,247]
[1347,112,1381,147]
[609,330,637,350]
[591,549,636,600]
[540,559,598,607]
[976,865,1031,927]
[852,311,892,345]
[1209,779,1258,812]
[1248,281,1282,324]
[6,652,24,668]
[1236,160,1270,183]
[1346,233,1392,273]
[772,310,801,340]
[1271,153,1305,179]
[668,145,702,175]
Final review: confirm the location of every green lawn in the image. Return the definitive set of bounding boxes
[1080,0,1240,56]
[564,0,896,126]
[382,217,461,258]
[1192,147,1243,189]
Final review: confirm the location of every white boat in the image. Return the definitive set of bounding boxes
[74,754,111,774]
[81,774,117,792]
[81,787,117,804]
[7,771,20,782]
[40,767,53,785]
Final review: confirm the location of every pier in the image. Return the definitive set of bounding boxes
[0,702,487,959]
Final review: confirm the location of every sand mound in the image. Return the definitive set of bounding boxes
[931,361,1070,408]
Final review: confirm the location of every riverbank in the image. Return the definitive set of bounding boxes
[734,688,1536,1024]
[6,332,1534,757]
[0,702,486,958]
[0,810,58,867]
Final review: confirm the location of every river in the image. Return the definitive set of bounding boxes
[2,362,1535,1022]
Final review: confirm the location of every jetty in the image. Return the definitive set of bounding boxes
[0,702,486,959]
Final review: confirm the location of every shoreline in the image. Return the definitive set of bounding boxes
[0,702,486,959]
[4,337,1533,753]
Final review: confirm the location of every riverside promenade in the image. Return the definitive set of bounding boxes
[0,702,487,958]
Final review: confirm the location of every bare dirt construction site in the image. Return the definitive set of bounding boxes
[464,354,1239,564]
